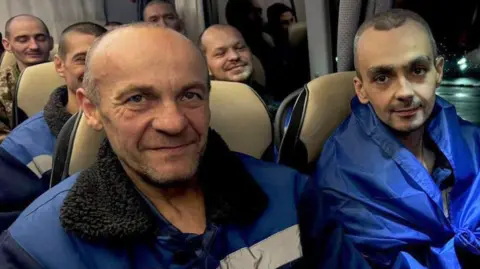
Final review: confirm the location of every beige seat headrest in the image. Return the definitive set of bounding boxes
[300,71,356,162]
[67,80,272,176]
[289,22,307,48]
[0,44,58,71]
[251,54,266,87]
[16,62,64,119]
[276,72,356,171]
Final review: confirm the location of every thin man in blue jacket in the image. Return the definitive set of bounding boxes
[0,22,106,231]
[301,9,480,269]
[0,23,306,269]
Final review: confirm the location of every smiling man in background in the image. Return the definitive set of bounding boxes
[0,15,53,142]
[198,25,266,97]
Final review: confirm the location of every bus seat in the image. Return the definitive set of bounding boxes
[0,44,58,71]
[276,72,356,172]
[262,32,275,48]
[12,61,64,128]
[50,80,272,186]
[289,22,307,48]
[273,88,303,158]
[251,54,266,87]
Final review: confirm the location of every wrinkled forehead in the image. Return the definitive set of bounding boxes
[357,21,433,71]
[90,30,208,94]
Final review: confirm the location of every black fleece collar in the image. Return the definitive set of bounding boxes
[60,130,268,243]
[43,86,72,137]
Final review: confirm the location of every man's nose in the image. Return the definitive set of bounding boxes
[151,102,188,135]
[28,39,40,50]
[395,76,415,102]
[226,49,240,61]
[156,19,167,28]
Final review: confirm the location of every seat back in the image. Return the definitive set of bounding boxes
[277,72,356,172]
[0,44,58,70]
[53,81,272,183]
[251,54,266,87]
[273,88,303,150]
[12,62,64,127]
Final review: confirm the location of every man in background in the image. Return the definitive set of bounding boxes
[199,24,277,117]
[0,22,106,231]
[143,0,184,33]
[0,15,53,142]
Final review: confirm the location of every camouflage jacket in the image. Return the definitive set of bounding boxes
[0,64,20,143]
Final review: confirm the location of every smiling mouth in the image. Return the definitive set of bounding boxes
[394,107,420,117]
[227,65,246,71]
[148,142,195,151]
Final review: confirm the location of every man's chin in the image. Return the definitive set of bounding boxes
[141,162,199,188]
[24,58,48,65]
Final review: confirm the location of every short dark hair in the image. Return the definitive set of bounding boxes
[58,22,107,58]
[4,14,50,39]
[143,0,177,20]
[225,0,254,29]
[105,21,122,27]
[354,9,438,73]
[267,3,294,27]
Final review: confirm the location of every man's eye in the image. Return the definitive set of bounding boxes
[374,75,389,84]
[413,67,427,76]
[36,36,47,42]
[127,95,145,103]
[181,91,202,101]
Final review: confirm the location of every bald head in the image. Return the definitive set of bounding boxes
[198,24,253,83]
[199,25,241,51]
[5,15,49,39]
[84,23,208,103]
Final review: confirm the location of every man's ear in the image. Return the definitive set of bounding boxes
[434,56,444,88]
[76,88,103,131]
[54,55,65,78]
[2,38,11,52]
[354,75,369,104]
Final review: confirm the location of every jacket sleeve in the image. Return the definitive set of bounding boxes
[0,231,43,269]
[0,68,14,143]
[0,95,12,143]
[298,177,373,269]
[0,148,49,231]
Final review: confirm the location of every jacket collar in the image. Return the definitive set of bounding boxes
[351,95,475,184]
[60,129,268,243]
[43,86,72,137]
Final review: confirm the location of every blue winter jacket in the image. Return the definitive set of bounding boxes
[0,86,71,231]
[301,96,480,268]
[0,129,311,269]
[0,128,372,269]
